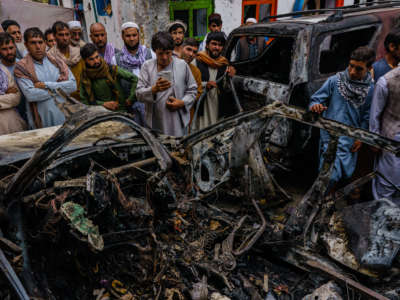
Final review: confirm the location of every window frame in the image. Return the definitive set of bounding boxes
[336,0,344,7]
[169,0,213,40]
[229,33,296,84]
[242,0,278,23]
[315,24,380,78]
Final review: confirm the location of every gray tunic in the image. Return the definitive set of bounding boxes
[16,57,76,129]
[136,56,197,137]
[370,76,400,202]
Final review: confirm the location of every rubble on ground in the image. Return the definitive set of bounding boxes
[302,281,343,300]
[0,102,400,299]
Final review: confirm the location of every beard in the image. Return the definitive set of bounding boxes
[58,41,70,49]
[175,40,183,47]
[125,42,139,51]
[181,54,192,64]
[87,62,101,69]
[1,54,16,64]
[393,52,400,62]
[208,49,221,59]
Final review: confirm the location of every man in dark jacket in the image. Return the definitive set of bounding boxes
[193,32,235,129]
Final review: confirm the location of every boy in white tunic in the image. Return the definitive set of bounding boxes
[136,32,197,137]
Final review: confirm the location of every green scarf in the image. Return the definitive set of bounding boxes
[81,58,119,105]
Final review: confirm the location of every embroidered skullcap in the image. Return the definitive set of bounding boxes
[68,21,82,29]
[121,22,139,31]
[245,18,257,24]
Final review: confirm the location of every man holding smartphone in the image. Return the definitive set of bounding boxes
[136,32,197,137]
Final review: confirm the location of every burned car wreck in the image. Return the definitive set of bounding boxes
[0,101,400,300]
[224,3,400,170]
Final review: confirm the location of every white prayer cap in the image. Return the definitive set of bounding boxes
[68,21,82,29]
[245,18,258,24]
[121,22,139,31]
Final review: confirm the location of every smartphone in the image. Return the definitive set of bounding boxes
[157,70,172,83]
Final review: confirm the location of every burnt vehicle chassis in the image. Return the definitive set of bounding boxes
[222,3,400,174]
[0,103,400,299]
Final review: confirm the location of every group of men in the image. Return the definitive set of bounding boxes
[0,13,233,137]
[0,14,400,201]
[310,29,400,201]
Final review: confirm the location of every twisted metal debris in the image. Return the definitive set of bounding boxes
[0,102,399,299]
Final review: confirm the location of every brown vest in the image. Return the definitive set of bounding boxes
[382,67,400,139]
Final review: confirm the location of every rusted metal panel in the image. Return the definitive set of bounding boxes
[307,260,390,300]
[232,76,289,102]
[1,101,400,298]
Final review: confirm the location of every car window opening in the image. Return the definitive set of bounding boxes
[319,26,377,74]
[233,35,295,84]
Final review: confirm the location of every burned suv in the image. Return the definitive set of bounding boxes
[225,4,400,156]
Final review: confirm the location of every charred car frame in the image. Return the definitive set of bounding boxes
[0,101,399,299]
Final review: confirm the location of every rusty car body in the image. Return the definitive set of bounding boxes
[0,101,399,299]
[224,3,400,155]
[2,3,400,299]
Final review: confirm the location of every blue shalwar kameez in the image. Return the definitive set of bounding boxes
[309,71,373,185]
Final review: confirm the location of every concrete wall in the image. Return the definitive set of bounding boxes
[62,0,74,9]
[81,0,121,49]
[277,0,296,15]
[0,0,73,33]
[78,0,359,48]
[215,0,243,35]
[82,0,169,50]
[215,0,300,35]
[119,0,170,48]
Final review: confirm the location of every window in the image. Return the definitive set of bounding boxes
[169,0,213,40]
[95,0,112,16]
[318,26,377,74]
[304,0,344,9]
[242,0,277,23]
[231,35,295,84]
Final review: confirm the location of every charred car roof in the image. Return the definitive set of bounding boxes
[228,6,400,37]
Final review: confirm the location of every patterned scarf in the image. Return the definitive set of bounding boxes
[0,67,8,95]
[81,57,119,105]
[337,69,372,108]
[103,43,115,65]
[14,53,69,128]
[47,45,81,67]
[118,45,146,70]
